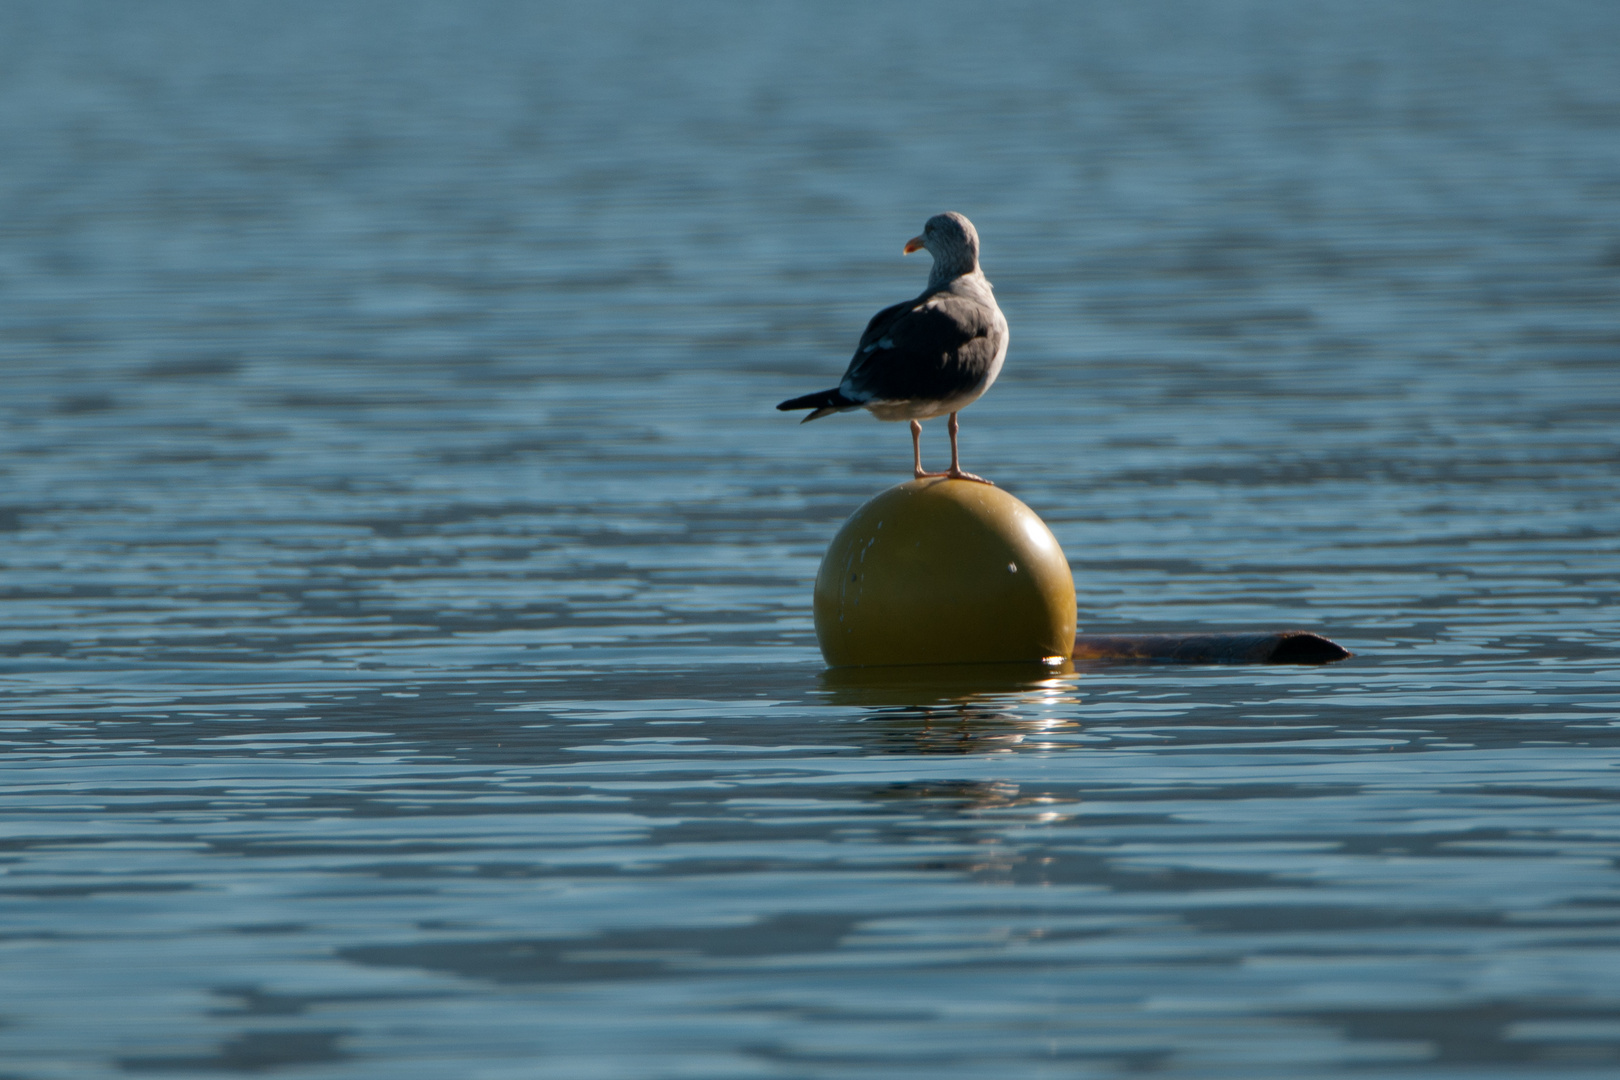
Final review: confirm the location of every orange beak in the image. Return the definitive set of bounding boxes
[903,235,926,254]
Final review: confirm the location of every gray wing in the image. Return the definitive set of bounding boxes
[840,291,1003,405]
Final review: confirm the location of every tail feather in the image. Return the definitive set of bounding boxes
[777,388,857,423]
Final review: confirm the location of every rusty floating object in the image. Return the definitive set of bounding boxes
[1072,630,1351,665]
[811,480,1351,669]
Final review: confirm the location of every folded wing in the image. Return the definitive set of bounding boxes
[841,292,1002,406]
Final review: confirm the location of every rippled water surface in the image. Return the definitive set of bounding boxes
[3,2,1620,1076]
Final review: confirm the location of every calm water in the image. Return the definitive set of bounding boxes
[3,2,1620,1076]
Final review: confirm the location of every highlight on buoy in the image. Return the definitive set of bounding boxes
[814,477,1077,668]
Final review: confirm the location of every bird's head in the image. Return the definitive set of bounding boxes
[903,212,981,282]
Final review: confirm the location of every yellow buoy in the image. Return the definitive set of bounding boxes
[813,478,1077,667]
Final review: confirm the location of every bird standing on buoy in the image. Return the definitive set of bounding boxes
[777,212,1008,485]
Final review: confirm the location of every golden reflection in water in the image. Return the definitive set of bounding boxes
[820,665,1090,884]
[817,661,1084,757]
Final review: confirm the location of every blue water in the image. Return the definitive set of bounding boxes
[2,1,1619,1075]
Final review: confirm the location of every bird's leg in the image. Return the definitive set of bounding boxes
[912,420,946,480]
[944,412,993,485]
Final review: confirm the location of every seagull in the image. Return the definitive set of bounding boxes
[776,211,1008,485]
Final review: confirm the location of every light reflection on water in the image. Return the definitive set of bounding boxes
[3,0,1620,1076]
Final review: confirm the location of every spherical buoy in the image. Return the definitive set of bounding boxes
[813,478,1077,667]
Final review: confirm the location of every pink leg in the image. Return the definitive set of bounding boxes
[944,413,992,485]
[912,420,946,480]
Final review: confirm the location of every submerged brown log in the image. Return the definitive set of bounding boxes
[1071,631,1351,665]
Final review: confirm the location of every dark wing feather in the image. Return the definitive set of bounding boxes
[849,299,917,355]
[842,292,1002,404]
